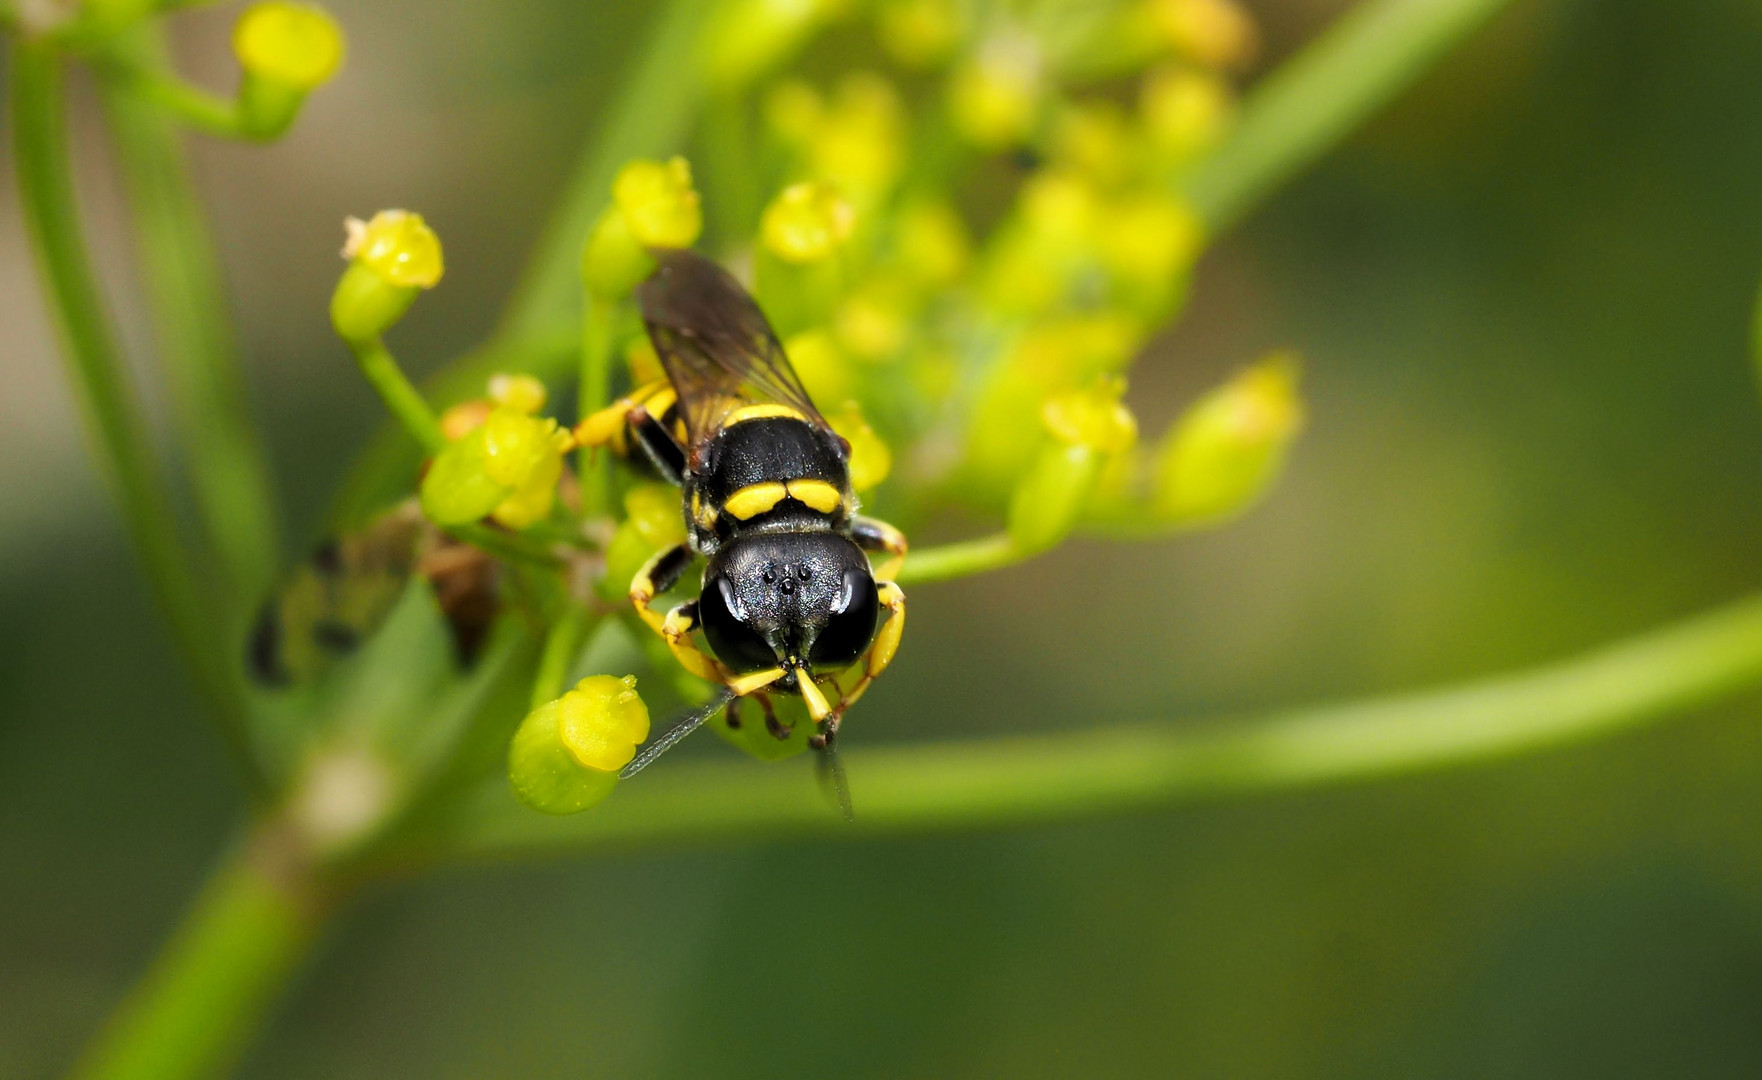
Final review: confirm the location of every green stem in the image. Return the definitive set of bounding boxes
[898,533,1021,585]
[1182,0,1520,231]
[431,589,1762,856]
[577,292,618,518]
[498,0,711,343]
[532,604,593,708]
[98,30,282,602]
[345,337,447,454]
[68,828,332,1080]
[11,40,266,794]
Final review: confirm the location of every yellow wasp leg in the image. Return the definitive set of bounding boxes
[631,544,727,683]
[574,379,673,449]
[830,580,905,719]
[852,516,908,582]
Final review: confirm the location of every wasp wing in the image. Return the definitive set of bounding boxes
[637,248,826,460]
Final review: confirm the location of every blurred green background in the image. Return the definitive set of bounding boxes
[8,0,1762,1076]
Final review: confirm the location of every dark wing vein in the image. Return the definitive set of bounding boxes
[638,248,824,455]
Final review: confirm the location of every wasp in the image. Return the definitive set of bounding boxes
[578,249,908,789]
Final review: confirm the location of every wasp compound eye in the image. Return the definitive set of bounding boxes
[700,572,781,673]
[810,566,878,670]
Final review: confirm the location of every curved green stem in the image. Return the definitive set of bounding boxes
[898,532,1021,584]
[344,337,447,454]
[1182,0,1520,231]
[11,40,266,794]
[577,292,618,518]
[426,590,1762,856]
[98,28,282,602]
[68,828,333,1080]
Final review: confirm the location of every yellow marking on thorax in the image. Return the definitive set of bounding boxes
[726,403,807,426]
[724,482,789,520]
[786,479,843,514]
[690,490,718,530]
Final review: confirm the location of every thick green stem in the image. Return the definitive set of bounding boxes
[1182,0,1520,231]
[68,829,333,1080]
[11,40,266,793]
[98,29,282,602]
[431,590,1762,855]
[532,604,594,708]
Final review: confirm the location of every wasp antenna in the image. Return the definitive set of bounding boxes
[620,688,734,778]
[815,736,855,822]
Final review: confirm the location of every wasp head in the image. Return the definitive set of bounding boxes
[699,532,878,685]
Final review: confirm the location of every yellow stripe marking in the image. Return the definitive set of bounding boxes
[724,482,788,520]
[726,403,807,425]
[787,479,843,514]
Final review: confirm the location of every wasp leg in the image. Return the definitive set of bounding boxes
[850,515,908,582]
[831,580,905,719]
[631,544,725,682]
[575,380,687,485]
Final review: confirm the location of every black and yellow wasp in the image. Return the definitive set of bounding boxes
[579,248,908,780]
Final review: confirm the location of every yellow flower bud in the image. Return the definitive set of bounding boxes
[613,157,703,248]
[1051,101,1133,187]
[834,282,910,363]
[948,36,1041,148]
[701,0,847,90]
[487,374,547,415]
[1007,379,1138,553]
[765,80,825,148]
[1097,193,1204,300]
[626,338,665,386]
[439,399,492,441]
[876,0,965,68]
[601,484,688,603]
[233,1,344,91]
[1154,354,1303,524]
[330,211,443,341]
[420,408,567,529]
[582,209,653,300]
[1150,0,1259,70]
[1043,376,1138,453]
[829,402,892,492]
[509,675,650,815]
[784,329,856,405]
[343,210,444,288]
[811,74,906,206]
[420,428,505,525]
[1141,65,1233,160]
[761,182,855,264]
[894,199,969,290]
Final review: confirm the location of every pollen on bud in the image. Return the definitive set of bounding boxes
[343,210,444,288]
[761,182,855,264]
[488,373,547,415]
[233,1,345,91]
[1154,354,1304,524]
[830,402,893,492]
[1043,376,1138,454]
[1007,378,1139,554]
[948,34,1041,148]
[613,157,703,249]
[1149,0,1259,70]
[509,675,650,815]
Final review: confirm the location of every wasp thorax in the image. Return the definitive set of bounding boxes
[700,532,878,675]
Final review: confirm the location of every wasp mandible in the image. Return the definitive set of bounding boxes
[577,249,908,784]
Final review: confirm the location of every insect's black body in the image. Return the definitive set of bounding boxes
[584,249,909,797]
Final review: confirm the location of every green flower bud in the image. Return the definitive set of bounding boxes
[613,157,703,248]
[600,484,688,602]
[876,0,965,69]
[330,211,444,341]
[761,182,855,264]
[1154,354,1303,524]
[948,35,1041,148]
[509,675,650,815]
[710,692,816,762]
[1007,379,1137,554]
[233,2,345,137]
[1150,0,1259,71]
[1141,65,1234,161]
[583,158,702,300]
[419,407,569,529]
